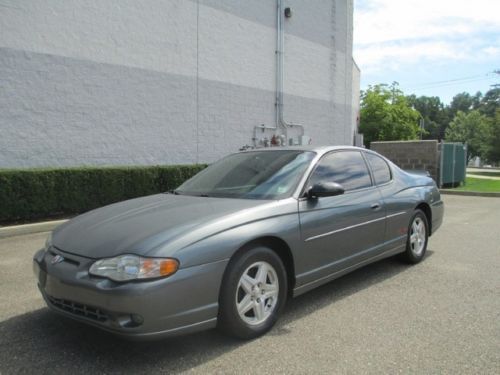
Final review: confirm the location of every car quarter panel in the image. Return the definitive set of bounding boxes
[375,181,423,245]
[377,166,443,243]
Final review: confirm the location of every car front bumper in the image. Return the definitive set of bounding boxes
[33,247,228,340]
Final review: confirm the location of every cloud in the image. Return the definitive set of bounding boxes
[356,40,468,74]
[354,0,500,73]
[482,46,500,57]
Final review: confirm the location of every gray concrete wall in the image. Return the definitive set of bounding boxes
[0,0,356,168]
[351,59,361,142]
[370,140,440,182]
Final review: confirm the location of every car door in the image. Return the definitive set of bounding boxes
[364,151,411,249]
[297,150,386,286]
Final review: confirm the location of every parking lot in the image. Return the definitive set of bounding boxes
[0,195,499,374]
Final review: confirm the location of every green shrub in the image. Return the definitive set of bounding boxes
[0,164,206,224]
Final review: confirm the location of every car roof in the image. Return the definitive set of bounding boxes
[239,145,368,155]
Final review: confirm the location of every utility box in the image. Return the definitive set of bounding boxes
[439,142,467,187]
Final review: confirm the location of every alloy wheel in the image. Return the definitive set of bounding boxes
[409,216,426,256]
[235,261,279,326]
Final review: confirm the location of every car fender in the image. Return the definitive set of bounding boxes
[151,210,301,270]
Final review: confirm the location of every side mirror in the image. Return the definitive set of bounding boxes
[307,182,345,198]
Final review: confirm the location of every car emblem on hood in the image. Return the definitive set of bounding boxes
[51,255,64,265]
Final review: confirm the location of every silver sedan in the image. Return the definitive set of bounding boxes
[33,146,444,339]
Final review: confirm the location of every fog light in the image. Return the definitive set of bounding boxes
[117,314,144,328]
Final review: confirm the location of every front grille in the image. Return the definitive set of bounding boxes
[47,295,109,322]
[48,248,80,266]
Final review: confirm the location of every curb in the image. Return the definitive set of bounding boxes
[440,190,500,197]
[0,219,68,239]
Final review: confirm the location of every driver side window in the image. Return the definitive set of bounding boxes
[309,151,372,191]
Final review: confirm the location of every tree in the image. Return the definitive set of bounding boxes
[359,83,421,147]
[406,95,449,140]
[445,110,491,162]
[486,109,500,164]
[478,88,500,118]
[449,92,482,118]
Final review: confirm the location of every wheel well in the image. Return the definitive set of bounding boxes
[236,237,296,297]
[416,202,432,235]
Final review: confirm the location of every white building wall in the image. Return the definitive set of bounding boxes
[0,0,357,167]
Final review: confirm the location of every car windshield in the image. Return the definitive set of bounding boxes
[175,150,315,199]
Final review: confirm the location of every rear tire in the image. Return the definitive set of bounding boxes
[401,209,429,264]
[217,246,288,339]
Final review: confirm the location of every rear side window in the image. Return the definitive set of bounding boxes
[365,153,391,185]
[309,151,372,191]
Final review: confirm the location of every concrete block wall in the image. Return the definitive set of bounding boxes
[0,0,356,168]
[370,140,440,182]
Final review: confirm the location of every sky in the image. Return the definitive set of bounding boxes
[353,0,500,104]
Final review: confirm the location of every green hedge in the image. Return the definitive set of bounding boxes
[0,164,206,224]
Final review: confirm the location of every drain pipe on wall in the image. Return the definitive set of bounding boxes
[251,0,305,149]
[276,0,305,144]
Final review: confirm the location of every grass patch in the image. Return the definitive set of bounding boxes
[455,177,500,193]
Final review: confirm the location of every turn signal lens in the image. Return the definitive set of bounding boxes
[159,259,179,276]
[89,255,179,282]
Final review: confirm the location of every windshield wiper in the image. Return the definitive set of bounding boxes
[167,190,211,197]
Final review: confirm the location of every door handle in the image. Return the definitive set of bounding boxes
[370,203,381,210]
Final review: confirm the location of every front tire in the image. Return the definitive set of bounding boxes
[217,246,288,339]
[401,209,429,264]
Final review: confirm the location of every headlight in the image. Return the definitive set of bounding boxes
[44,232,52,251]
[89,255,179,282]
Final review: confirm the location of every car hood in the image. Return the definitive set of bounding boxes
[52,194,265,259]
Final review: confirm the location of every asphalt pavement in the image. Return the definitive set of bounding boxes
[0,195,499,374]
